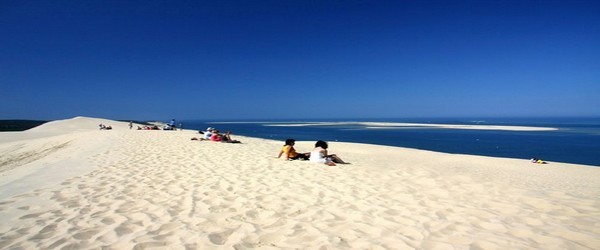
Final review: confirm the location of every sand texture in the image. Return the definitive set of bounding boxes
[0,117,599,249]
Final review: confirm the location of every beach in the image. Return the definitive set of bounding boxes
[0,117,599,249]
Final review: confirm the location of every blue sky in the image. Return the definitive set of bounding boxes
[1,0,599,120]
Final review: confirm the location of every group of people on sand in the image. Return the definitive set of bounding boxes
[138,125,161,130]
[191,129,347,165]
[135,119,181,131]
[191,127,241,143]
[277,139,349,166]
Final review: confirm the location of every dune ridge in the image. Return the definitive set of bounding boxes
[0,117,598,249]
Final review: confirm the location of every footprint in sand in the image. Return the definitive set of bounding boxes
[115,223,134,237]
[133,242,168,249]
[29,224,57,240]
[258,232,285,246]
[101,217,116,225]
[209,229,235,245]
[19,211,47,219]
[72,229,100,240]
[0,200,16,206]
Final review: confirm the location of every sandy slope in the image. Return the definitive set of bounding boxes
[0,117,598,249]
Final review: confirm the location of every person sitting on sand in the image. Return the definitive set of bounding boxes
[191,129,208,141]
[191,135,207,141]
[204,127,214,140]
[309,140,348,166]
[140,125,158,130]
[277,139,310,161]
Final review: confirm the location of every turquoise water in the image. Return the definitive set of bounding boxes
[182,117,600,166]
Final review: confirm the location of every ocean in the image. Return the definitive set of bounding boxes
[181,117,600,167]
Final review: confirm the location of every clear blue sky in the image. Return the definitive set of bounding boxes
[1,0,599,120]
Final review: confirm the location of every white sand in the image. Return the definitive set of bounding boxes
[0,117,598,249]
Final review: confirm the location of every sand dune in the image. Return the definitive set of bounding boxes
[0,117,598,249]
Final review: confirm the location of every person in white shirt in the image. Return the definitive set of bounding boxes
[309,140,349,166]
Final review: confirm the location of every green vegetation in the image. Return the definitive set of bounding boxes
[0,120,48,131]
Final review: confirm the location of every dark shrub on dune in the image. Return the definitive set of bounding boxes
[0,120,48,131]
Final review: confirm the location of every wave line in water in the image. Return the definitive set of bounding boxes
[262,122,558,131]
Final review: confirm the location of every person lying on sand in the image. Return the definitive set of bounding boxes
[309,140,349,166]
[210,130,241,143]
[138,125,160,130]
[277,139,310,161]
[531,158,548,164]
[99,124,112,130]
[191,129,210,141]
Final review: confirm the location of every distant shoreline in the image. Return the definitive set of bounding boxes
[189,119,600,166]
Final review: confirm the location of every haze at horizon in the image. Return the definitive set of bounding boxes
[1,0,599,121]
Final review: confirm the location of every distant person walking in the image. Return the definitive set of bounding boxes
[129,121,133,129]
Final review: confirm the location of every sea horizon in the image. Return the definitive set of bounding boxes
[2,116,598,166]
